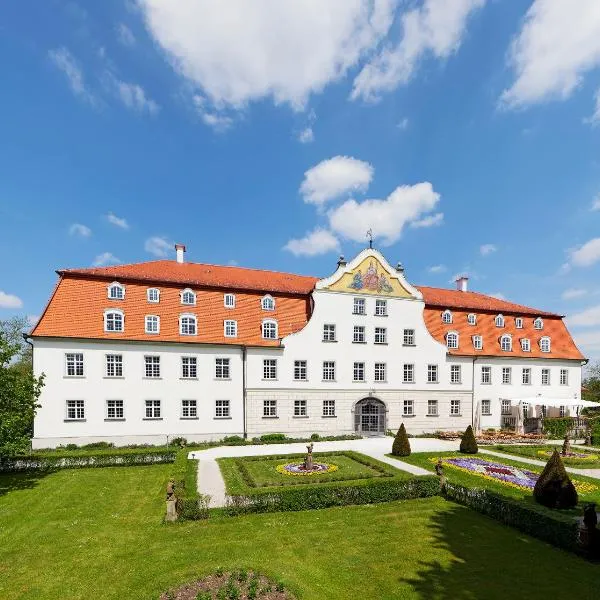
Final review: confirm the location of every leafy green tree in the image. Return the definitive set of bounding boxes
[0,316,33,375]
[0,332,44,456]
[582,362,600,417]
[391,423,411,456]
[459,425,478,454]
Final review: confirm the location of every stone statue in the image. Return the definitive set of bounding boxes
[561,434,571,456]
[165,479,178,522]
[434,458,444,477]
[304,442,314,471]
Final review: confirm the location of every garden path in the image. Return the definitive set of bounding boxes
[189,437,459,507]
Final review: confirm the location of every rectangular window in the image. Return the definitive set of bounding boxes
[353,298,366,315]
[145,315,159,334]
[450,365,461,384]
[403,399,414,416]
[215,358,230,379]
[181,357,197,379]
[294,360,307,381]
[215,400,230,418]
[374,327,387,344]
[481,399,491,416]
[403,329,415,346]
[353,325,366,343]
[106,354,122,377]
[450,399,461,416]
[144,355,160,378]
[224,320,237,337]
[403,363,415,383]
[502,367,512,385]
[473,336,483,351]
[559,405,566,417]
[65,353,84,377]
[427,364,438,383]
[427,399,438,416]
[374,362,386,382]
[375,299,387,316]
[224,293,235,308]
[353,362,365,382]
[481,366,491,384]
[522,403,529,418]
[560,369,568,385]
[106,399,124,420]
[145,400,161,419]
[541,368,550,385]
[522,367,531,385]
[263,399,277,418]
[323,399,336,417]
[323,361,335,381]
[294,399,307,417]
[263,359,277,380]
[181,399,197,418]
[66,399,85,420]
[323,324,336,342]
[501,399,511,415]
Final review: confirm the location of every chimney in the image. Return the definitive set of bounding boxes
[456,276,469,292]
[175,243,186,264]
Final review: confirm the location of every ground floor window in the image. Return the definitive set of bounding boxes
[263,399,277,418]
[145,400,161,419]
[106,399,124,420]
[427,399,438,416]
[559,405,566,417]
[450,399,461,416]
[501,399,511,415]
[66,400,85,420]
[215,400,230,418]
[181,399,197,418]
[481,399,491,415]
[322,400,335,417]
[294,399,307,417]
[522,402,529,418]
[403,399,414,416]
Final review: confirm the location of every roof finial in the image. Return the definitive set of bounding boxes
[366,229,373,249]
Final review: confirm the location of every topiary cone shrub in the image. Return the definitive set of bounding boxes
[392,423,411,457]
[533,449,578,509]
[459,425,478,454]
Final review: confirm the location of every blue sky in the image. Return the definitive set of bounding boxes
[1,0,600,361]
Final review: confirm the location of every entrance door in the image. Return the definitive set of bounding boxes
[354,398,386,435]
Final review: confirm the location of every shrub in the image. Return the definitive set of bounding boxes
[459,425,478,454]
[170,437,188,447]
[391,423,411,456]
[543,417,574,439]
[533,449,578,509]
[259,433,287,442]
[222,436,246,445]
[310,433,320,441]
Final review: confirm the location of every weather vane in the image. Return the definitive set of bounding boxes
[366,229,373,249]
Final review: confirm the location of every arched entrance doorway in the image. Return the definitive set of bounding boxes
[354,397,386,435]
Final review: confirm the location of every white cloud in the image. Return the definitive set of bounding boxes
[570,238,600,268]
[562,288,587,300]
[428,265,447,274]
[138,0,396,110]
[410,212,443,228]
[568,304,600,327]
[27,315,40,327]
[145,236,173,258]
[92,252,121,267]
[488,292,505,300]
[192,95,233,132]
[297,127,314,144]
[0,291,23,309]
[587,88,600,125]
[480,243,497,256]
[48,47,96,105]
[106,212,129,230]
[591,194,600,211]
[397,117,409,130]
[69,223,92,238]
[328,181,441,246]
[106,73,159,115]
[227,259,239,266]
[117,23,136,46]
[501,0,600,109]
[351,0,486,102]
[283,228,340,257]
[572,329,600,353]
[300,156,374,205]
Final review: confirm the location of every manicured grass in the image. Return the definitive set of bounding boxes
[491,444,600,467]
[1,465,600,599]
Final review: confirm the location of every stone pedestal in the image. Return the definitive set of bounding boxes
[165,498,178,522]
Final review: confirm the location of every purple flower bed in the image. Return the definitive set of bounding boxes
[441,457,538,490]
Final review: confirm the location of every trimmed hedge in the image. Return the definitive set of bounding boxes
[543,417,600,440]
[0,450,177,472]
[223,476,440,515]
[443,483,583,555]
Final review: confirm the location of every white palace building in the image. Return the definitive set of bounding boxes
[29,245,586,448]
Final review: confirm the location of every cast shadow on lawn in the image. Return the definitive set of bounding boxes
[400,499,600,600]
[0,470,50,498]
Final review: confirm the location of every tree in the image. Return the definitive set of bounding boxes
[0,316,33,375]
[582,361,600,416]
[459,425,478,454]
[533,450,578,509]
[391,423,411,456]
[0,332,44,456]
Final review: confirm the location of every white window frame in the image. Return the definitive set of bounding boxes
[403,399,414,417]
[181,356,197,379]
[105,354,123,378]
[224,320,238,338]
[107,282,125,300]
[472,335,483,351]
[559,405,566,417]
[179,314,197,336]
[261,295,275,311]
[481,399,491,416]
[147,288,160,303]
[353,362,365,382]
[145,315,160,334]
[263,358,277,380]
[322,361,335,382]
[450,399,461,416]
[66,399,85,420]
[104,309,124,333]
[501,399,511,415]
[539,336,551,353]
[560,369,569,386]
[374,362,386,382]
[521,338,531,352]
[106,399,124,420]
[467,313,477,325]
[481,366,492,384]
[495,314,505,327]
[215,358,230,379]
[522,368,531,385]
[262,319,278,340]
[502,367,512,385]
[181,399,198,419]
[263,399,277,418]
[375,299,387,316]
[541,368,550,385]
[323,324,336,342]
[65,352,84,377]
[403,328,415,346]
[427,399,438,416]
[180,288,196,306]
[294,399,308,417]
[442,310,453,324]
[294,360,307,381]
[500,334,512,352]
[144,355,160,378]
[515,317,523,329]
[446,331,459,349]
[353,325,366,343]
[144,399,161,419]
[534,317,544,330]
[323,399,336,417]
[374,327,387,344]
[427,364,438,383]
[450,365,461,384]
[215,400,231,418]
[353,297,366,315]
[403,363,415,383]
[224,293,236,308]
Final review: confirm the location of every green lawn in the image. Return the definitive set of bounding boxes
[1,464,600,599]
[490,444,600,467]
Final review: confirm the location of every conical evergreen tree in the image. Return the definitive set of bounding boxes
[392,423,411,457]
[459,425,478,454]
[533,449,578,509]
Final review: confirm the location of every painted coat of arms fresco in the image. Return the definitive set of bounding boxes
[348,261,394,293]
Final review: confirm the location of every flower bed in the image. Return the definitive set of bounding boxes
[435,430,546,444]
[275,462,338,476]
[536,450,598,462]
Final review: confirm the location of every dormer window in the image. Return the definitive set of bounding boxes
[515,317,523,329]
[446,331,459,349]
[500,334,512,352]
[467,313,477,325]
[495,314,505,327]
[534,317,544,330]
[179,314,197,336]
[472,335,483,350]
[145,315,160,334]
[104,309,124,332]
[261,295,275,311]
[540,336,551,353]
[108,282,124,300]
[224,293,236,308]
[262,319,278,340]
[147,288,160,303]
[442,310,453,324]
[181,289,196,306]
[521,338,531,352]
